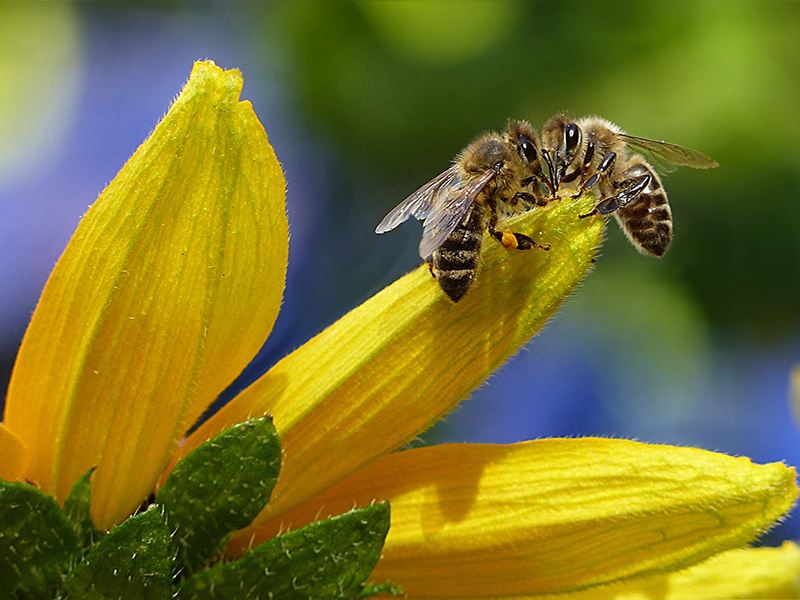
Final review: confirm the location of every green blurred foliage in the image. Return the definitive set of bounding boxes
[258,0,800,341]
[570,256,712,422]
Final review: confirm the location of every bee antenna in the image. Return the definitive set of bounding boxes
[541,149,557,195]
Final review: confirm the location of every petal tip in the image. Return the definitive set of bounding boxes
[188,60,244,103]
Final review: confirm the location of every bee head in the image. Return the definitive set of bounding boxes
[506,120,540,164]
[542,115,582,188]
[506,119,552,194]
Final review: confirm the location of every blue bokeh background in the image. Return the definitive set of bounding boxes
[2,2,799,546]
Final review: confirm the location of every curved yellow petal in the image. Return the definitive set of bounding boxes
[171,190,603,526]
[228,439,797,597]
[0,423,29,481]
[535,542,800,600]
[4,61,287,529]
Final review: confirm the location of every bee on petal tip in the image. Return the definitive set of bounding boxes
[541,115,718,257]
[375,120,552,303]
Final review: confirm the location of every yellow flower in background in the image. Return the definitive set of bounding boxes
[1,61,798,598]
[791,366,800,427]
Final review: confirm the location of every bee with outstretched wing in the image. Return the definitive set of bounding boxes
[541,115,718,257]
[376,120,550,302]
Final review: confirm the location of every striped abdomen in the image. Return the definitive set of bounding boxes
[432,203,485,302]
[614,160,673,257]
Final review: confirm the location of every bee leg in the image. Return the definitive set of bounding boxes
[520,177,552,205]
[572,151,616,200]
[489,227,550,251]
[487,201,549,250]
[579,173,650,218]
[613,173,652,207]
[579,198,617,219]
[426,257,436,278]
[510,191,547,208]
[510,232,550,251]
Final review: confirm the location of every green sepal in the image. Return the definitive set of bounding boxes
[62,467,102,551]
[176,502,391,600]
[59,504,171,600]
[0,481,79,600]
[359,582,405,598]
[156,416,281,576]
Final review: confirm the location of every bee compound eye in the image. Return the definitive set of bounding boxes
[518,136,538,163]
[564,123,581,154]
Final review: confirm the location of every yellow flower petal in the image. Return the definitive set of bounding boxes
[536,542,800,600]
[229,439,797,597]
[0,423,29,481]
[169,191,603,527]
[4,61,287,529]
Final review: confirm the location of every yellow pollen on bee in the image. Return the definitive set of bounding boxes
[501,232,518,250]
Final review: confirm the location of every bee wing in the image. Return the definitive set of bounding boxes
[418,167,497,259]
[375,167,460,234]
[618,134,719,169]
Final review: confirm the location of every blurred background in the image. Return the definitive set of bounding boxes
[1,1,798,543]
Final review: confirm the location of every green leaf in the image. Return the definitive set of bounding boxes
[0,481,79,600]
[157,416,281,576]
[359,582,405,598]
[62,467,102,551]
[60,505,171,600]
[176,502,391,600]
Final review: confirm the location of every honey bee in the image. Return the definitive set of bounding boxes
[376,120,553,302]
[541,115,718,257]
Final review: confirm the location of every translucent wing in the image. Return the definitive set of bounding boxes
[418,167,498,258]
[375,167,460,234]
[618,134,719,169]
